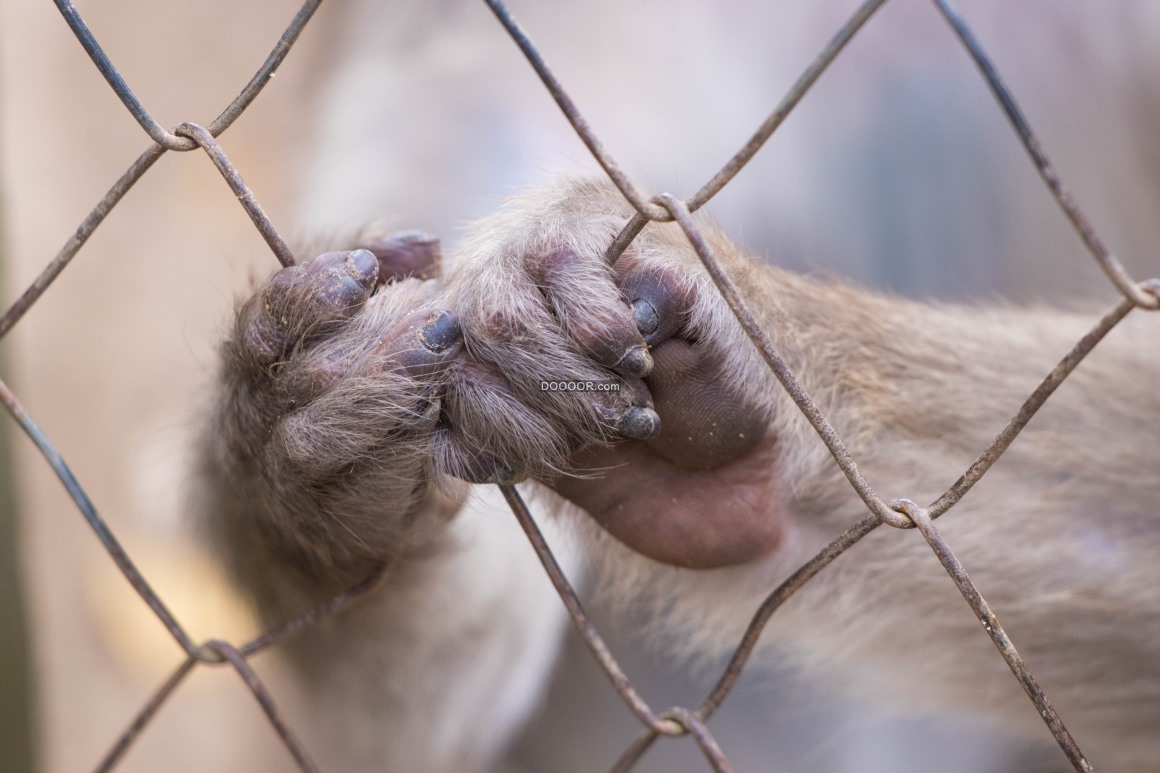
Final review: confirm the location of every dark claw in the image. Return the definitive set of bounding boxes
[345,249,380,285]
[631,298,659,336]
[623,268,693,346]
[614,345,654,378]
[616,406,662,440]
[419,311,462,354]
[296,250,380,316]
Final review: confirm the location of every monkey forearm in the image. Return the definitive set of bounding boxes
[198,178,1160,769]
[748,262,1160,520]
[460,195,1160,764]
[603,250,1160,763]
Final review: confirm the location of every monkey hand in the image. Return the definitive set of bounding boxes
[442,180,784,569]
[204,234,466,578]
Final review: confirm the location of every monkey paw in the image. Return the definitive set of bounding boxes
[212,236,465,569]
[441,180,783,567]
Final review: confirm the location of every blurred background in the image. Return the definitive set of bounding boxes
[2,0,1160,770]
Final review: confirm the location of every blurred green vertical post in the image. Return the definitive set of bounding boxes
[0,163,38,770]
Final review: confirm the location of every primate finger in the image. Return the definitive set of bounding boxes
[375,308,464,379]
[586,378,662,442]
[617,264,696,348]
[616,263,765,467]
[269,249,380,329]
[240,249,380,370]
[360,230,443,283]
[531,246,653,379]
[439,360,564,477]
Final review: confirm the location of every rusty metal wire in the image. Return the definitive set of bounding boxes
[4,0,1158,770]
[0,0,318,339]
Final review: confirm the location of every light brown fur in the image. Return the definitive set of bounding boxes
[199,179,1160,771]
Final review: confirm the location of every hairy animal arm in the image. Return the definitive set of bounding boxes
[194,246,573,772]
[195,181,1160,770]
[439,180,1160,767]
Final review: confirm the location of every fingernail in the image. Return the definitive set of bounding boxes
[615,345,653,378]
[346,249,379,285]
[617,406,661,440]
[632,298,659,335]
[418,311,461,354]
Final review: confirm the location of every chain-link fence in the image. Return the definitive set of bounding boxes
[3,0,1157,771]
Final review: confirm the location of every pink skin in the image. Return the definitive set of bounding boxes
[547,265,781,569]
